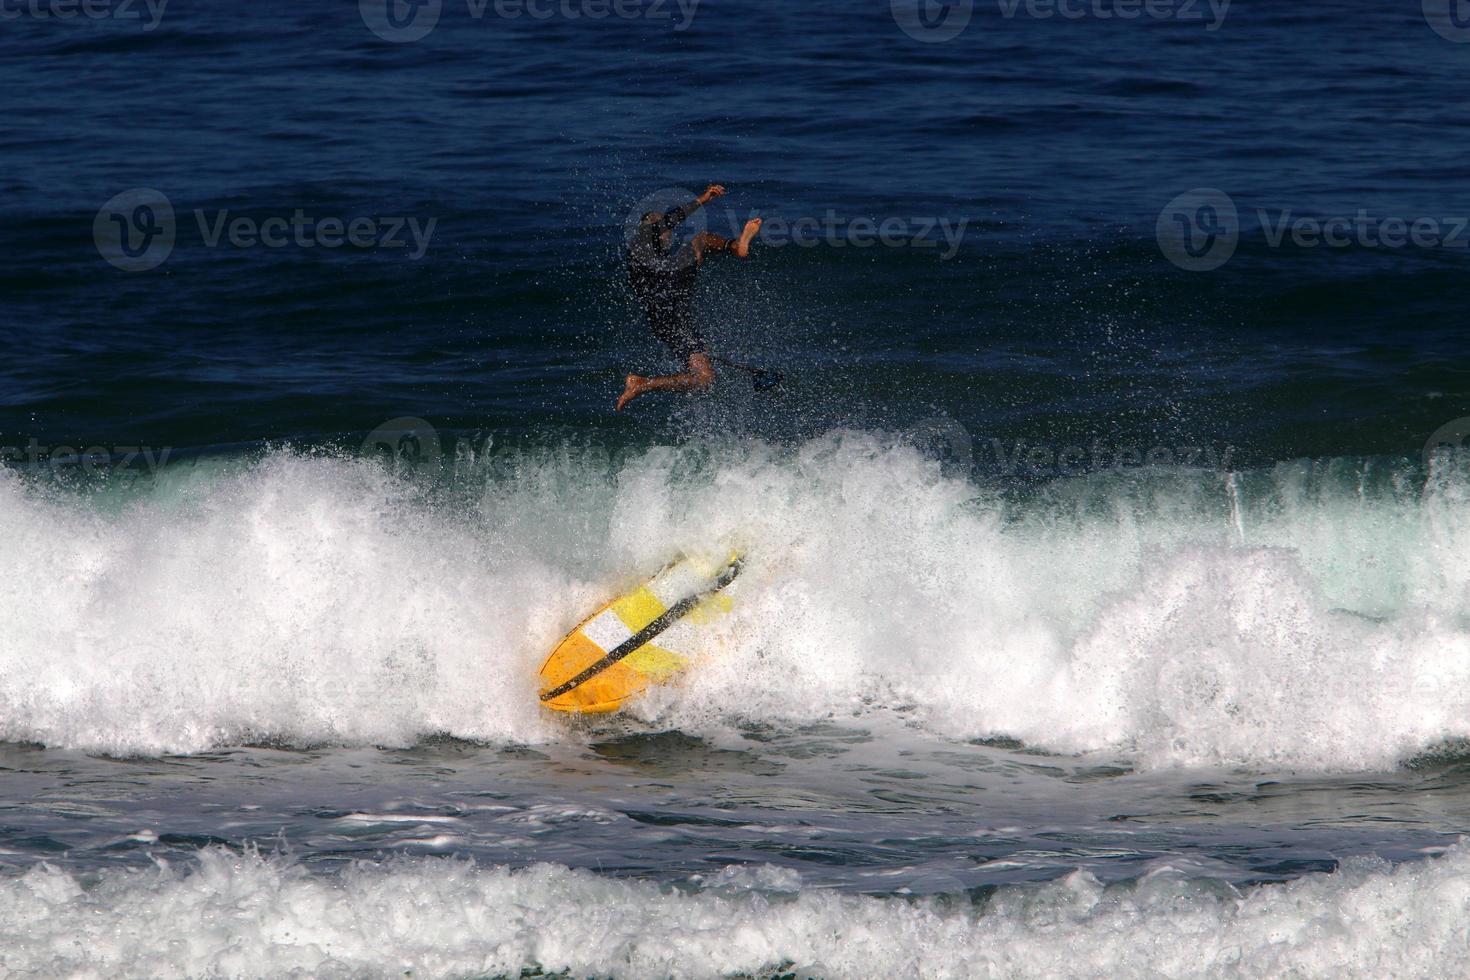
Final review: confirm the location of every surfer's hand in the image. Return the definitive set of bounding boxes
[699,184,726,204]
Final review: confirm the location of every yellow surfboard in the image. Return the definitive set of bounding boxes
[538,552,742,714]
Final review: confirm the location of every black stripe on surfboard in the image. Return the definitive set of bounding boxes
[540,558,744,703]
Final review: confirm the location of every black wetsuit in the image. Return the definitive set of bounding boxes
[627,204,706,361]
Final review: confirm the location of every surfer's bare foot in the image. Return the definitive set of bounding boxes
[616,374,648,411]
[735,218,762,258]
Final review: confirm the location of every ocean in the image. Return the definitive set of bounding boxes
[4,0,1470,976]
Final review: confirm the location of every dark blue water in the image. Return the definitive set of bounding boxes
[3,0,1467,459]
[5,2,1470,977]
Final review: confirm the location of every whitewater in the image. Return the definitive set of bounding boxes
[5,434,1470,978]
[2,433,1468,769]
[4,839,1469,979]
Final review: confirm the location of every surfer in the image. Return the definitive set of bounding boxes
[617,184,763,411]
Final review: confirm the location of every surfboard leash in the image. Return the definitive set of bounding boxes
[710,356,783,392]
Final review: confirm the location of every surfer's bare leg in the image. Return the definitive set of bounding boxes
[693,218,763,261]
[616,353,716,411]
[735,217,762,257]
[617,213,757,412]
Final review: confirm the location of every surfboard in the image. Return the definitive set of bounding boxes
[538,552,742,714]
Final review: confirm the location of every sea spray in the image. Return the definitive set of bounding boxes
[1,435,1468,767]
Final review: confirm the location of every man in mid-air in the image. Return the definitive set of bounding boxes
[617,184,763,411]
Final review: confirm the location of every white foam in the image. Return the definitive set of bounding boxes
[338,814,462,824]
[2,843,1469,978]
[0,455,567,754]
[2,438,1468,768]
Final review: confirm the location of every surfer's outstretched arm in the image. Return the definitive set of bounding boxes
[655,184,727,233]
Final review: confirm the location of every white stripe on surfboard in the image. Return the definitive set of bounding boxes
[582,609,633,653]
